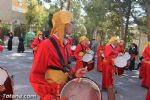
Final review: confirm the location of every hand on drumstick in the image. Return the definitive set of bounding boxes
[0,85,5,92]
[75,67,88,78]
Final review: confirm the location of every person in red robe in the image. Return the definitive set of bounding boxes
[115,40,126,76]
[30,11,87,100]
[65,35,73,62]
[140,42,150,88]
[74,36,90,72]
[102,37,118,100]
[140,41,150,100]
[31,31,43,58]
[0,45,3,53]
[96,45,104,72]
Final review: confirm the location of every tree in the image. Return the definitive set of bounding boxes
[25,0,48,31]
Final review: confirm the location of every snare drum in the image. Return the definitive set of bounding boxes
[123,52,131,60]
[0,67,13,99]
[71,45,76,51]
[60,78,102,100]
[114,56,127,68]
[82,53,94,71]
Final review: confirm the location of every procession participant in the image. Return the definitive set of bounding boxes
[65,35,73,62]
[102,36,118,100]
[74,36,92,72]
[0,45,3,53]
[96,45,104,72]
[128,43,139,71]
[146,88,150,100]
[31,31,43,57]
[140,41,150,88]
[116,40,126,76]
[30,10,87,100]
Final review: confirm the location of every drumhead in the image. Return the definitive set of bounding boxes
[114,56,127,68]
[71,45,76,51]
[82,53,93,62]
[123,52,131,60]
[0,67,8,85]
[88,50,94,55]
[60,78,101,100]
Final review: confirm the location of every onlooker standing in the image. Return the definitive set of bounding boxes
[128,43,139,71]
[17,33,24,53]
[7,32,13,51]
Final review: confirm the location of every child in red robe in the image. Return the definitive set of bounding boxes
[31,31,43,58]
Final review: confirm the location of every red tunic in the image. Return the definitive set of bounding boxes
[30,35,70,100]
[66,38,73,60]
[140,46,150,88]
[74,44,85,72]
[0,45,4,52]
[102,44,117,89]
[146,88,150,100]
[31,38,43,57]
[74,43,90,72]
[96,45,104,72]
[116,45,126,76]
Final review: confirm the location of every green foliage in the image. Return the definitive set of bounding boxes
[25,0,48,31]
[0,23,10,35]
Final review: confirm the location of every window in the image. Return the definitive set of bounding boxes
[18,0,23,6]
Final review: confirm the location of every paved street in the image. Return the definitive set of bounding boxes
[0,48,147,100]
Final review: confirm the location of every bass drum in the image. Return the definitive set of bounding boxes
[60,78,102,100]
[0,66,13,100]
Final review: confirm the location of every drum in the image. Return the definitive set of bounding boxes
[82,53,94,63]
[0,67,8,86]
[123,52,131,60]
[114,56,127,68]
[60,78,102,100]
[71,45,76,51]
[0,67,13,99]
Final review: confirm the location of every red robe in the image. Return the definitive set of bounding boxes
[30,35,71,100]
[102,44,117,89]
[146,88,150,100]
[140,46,150,88]
[0,45,3,52]
[74,44,85,72]
[116,45,126,76]
[96,45,104,72]
[66,38,73,60]
[31,38,43,57]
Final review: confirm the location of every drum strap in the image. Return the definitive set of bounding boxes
[49,37,70,73]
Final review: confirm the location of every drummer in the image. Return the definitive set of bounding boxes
[102,36,118,100]
[140,41,150,88]
[74,36,91,72]
[31,31,43,58]
[30,11,87,100]
[116,40,126,76]
[96,44,104,72]
[65,35,73,62]
[139,41,150,100]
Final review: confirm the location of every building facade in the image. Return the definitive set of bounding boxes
[0,0,27,32]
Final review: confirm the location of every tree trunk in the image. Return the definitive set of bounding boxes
[124,0,132,44]
[147,6,150,41]
[67,0,71,11]
[117,0,124,40]
[60,0,64,10]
